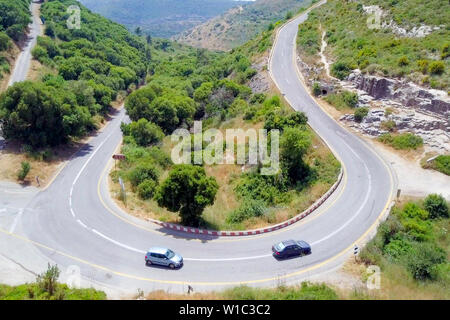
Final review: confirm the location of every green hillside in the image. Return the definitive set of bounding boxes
[297,0,449,90]
[0,0,149,148]
[0,0,31,80]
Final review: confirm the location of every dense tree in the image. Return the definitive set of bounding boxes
[122,118,164,147]
[280,127,312,185]
[0,32,10,51]
[155,165,218,226]
[0,0,31,41]
[147,97,179,133]
[125,87,156,121]
[145,34,152,45]
[0,81,93,148]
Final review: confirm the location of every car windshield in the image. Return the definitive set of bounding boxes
[276,242,286,251]
[166,249,175,259]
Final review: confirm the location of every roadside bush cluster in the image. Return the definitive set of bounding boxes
[325,90,358,110]
[223,282,338,300]
[360,194,449,281]
[422,155,450,176]
[0,264,106,300]
[378,132,423,150]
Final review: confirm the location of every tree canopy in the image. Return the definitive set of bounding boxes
[155,165,218,226]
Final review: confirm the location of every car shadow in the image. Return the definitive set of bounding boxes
[273,253,312,262]
[145,263,184,271]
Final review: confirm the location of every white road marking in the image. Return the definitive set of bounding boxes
[9,209,24,233]
[77,219,88,229]
[88,226,274,261]
[183,254,272,262]
[68,119,122,219]
[311,141,372,246]
[91,229,146,254]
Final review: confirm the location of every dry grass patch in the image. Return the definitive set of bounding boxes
[0,43,20,92]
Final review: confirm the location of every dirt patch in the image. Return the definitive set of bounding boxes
[26,59,57,82]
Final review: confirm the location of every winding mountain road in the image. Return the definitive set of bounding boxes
[0,3,396,294]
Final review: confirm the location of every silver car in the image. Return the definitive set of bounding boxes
[145,247,183,269]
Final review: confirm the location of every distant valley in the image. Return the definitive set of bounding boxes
[174,0,312,51]
[79,0,250,38]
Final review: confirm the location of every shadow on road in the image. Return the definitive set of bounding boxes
[153,226,221,243]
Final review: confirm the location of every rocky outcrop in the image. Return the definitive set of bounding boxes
[340,108,450,152]
[347,70,450,118]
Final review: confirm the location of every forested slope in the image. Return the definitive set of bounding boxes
[0,0,149,148]
[0,0,32,81]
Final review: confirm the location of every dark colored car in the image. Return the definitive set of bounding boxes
[272,240,311,259]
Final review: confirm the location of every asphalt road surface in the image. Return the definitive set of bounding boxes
[1,3,395,294]
[8,1,42,86]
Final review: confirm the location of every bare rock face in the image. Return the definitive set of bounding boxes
[347,70,450,118]
[349,73,391,100]
[248,57,271,93]
[340,107,450,152]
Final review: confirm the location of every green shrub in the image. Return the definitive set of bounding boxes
[31,45,49,64]
[433,155,450,175]
[417,59,429,74]
[429,263,450,282]
[125,118,164,147]
[354,107,368,122]
[17,161,30,181]
[312,82,321,96]
[424,194,449,219]
[235,174,289,205]
[0,32,11,51]
[137,179,157,200]
[285,11,293,20]
[428,61,445,75]
[325,90,358,110]
[128,163,159,187]
[227,200,266,224]
[223,282,338,300]
[383,239,413,261]
[380,120,396,132]
[405,242,446,280]
[378,133,423,150]
[331,62,352,80]
[398,56,410,66]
